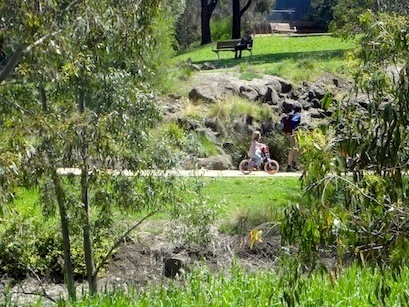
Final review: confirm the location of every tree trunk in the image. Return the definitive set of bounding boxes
[53,170,77,301]
[201,0,218,45]
[78,72,97,295]
[232,0,253,39]
[232,0,241,38]
[81,159,97,294]
[40,83,77,301]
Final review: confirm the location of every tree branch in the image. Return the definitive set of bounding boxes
[9,265,57,303]
[94,210,159,277]
[240,0,253,17]
[0,30,61,83]
[0,44,26,83]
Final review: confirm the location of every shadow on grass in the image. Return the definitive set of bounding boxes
[194,49,352,69]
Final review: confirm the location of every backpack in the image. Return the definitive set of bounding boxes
[281,114,293,133]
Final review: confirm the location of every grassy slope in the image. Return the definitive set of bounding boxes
[171,35,357,84]
[204,177,300,212]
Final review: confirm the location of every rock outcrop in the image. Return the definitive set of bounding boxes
[161,71,361,170]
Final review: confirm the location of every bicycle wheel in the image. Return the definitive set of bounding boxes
[239,159,253,174]
[264,159,279,175]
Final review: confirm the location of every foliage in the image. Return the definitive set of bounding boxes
[175,0,201,50]
[144,6,180,92]
[308,0,338,30]
[205,177,301,234]
[0,211,114,278]
[210,17,232,41]
[281,12,409,275]
[213,0,276,36]
[151,121,219,164]
[0,174,219,278]
[330,0,409,36]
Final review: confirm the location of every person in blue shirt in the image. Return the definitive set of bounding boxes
[286,106,302,172]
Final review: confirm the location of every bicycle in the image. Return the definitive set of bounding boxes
[239,146,280,175]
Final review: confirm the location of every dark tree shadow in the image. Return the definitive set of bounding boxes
[192,49,352,69]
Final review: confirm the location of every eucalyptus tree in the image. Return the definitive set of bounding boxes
[0,0,215,301]
[282,12,409,271]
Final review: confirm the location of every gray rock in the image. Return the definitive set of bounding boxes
[239,85,260,101]
[188,87,218,103]
[309,108,326,119]
[204,118,219,132]
[262,76,285,93]
[197,154,233,170]
[202,62,217,70]
[195,128,220,144]
[308,85,326,101]
[282,99,302,113]
[191,64,202,71]
[277,77,293,93]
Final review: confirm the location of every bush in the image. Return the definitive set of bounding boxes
[0,209,115,279]
[210,17,232,41]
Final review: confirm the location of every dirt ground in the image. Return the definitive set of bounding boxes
[3,221,288,305]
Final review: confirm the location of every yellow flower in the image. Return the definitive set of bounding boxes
[249,229,263,249]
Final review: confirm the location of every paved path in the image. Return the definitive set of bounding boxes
[58,168,302,178]
[167,169,302,177]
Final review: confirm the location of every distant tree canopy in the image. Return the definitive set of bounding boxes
[308,0,337,31]
[174,0,276,48]
[330,0,409,35]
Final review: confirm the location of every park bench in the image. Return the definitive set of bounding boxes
[270,23,297,34]
[212,39,253,59]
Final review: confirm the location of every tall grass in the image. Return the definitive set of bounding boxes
[69,264,409,306]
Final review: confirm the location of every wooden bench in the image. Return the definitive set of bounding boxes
[212,39,253,59]
[270,23,297,34]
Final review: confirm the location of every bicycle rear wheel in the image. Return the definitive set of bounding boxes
[239,159,253,174]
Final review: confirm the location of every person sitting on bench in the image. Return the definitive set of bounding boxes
[235,29,252,59]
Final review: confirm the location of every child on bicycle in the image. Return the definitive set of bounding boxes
[248,131,267,168]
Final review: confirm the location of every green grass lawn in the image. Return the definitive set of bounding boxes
[201,177,302,233]
[203,177,300,213]
[171,35,357,83]
[9,176,302,227]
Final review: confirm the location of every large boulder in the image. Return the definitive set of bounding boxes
[196,154,233,170]
[239,85,260,101]
[189,72,294,104]
[188,86,219,103]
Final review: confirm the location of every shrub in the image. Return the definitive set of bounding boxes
[210,17,232,41]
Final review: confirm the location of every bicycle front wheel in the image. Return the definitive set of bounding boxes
[264,159,279,175]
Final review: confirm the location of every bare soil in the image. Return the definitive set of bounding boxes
[3,221,288,305]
